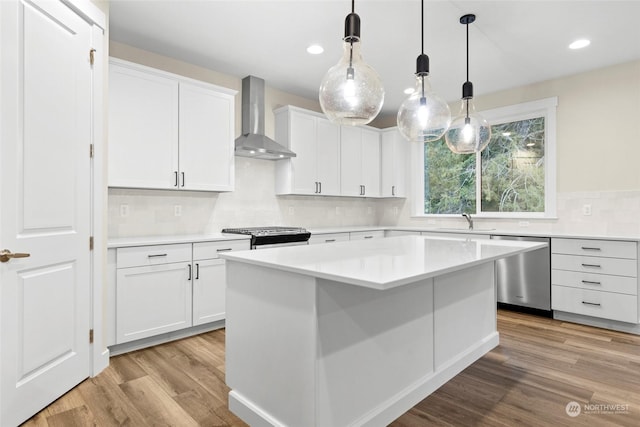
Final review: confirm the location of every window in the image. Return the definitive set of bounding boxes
[415,97,557,218]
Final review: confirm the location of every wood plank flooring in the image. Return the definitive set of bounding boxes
[22,310,640,426]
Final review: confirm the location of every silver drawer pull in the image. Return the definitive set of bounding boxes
[581,280,601,285]
[216,248,233,252]
[581,246,601,251]
[581,263,601,268]
[582,301,601,307]
[364,236,374,239]
[147,254,168,258]
[325,239,336,242]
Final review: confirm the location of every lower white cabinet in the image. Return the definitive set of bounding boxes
[116,262,192,344]
[551,237,639,324]
[349,230,385,240]
[111,238,249,347]
[308,232,350,245]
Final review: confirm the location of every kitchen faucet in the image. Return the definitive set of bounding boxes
[462,213,473,230]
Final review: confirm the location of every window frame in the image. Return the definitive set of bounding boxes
[412,96,558,219]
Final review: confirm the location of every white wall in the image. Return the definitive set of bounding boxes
[380,59,640,236]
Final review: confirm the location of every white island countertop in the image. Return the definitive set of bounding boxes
[220,235,546,290]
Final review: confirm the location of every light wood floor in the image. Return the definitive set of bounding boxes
[22,310,640,426]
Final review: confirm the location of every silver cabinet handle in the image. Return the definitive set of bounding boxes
[581,263,601,268]
[216,248,233,252]
[318,181,322,194]
[195,263,199,280]
[581,280,601,285]
[315,182,318,193]
[181,172,185,187]
[392,185,395,196]
[325,239,336,242]
[364,236,374,239]
[174,171,178,187]
[582,301,601,307]
[581,247,601,251]
[363,185,366,196]
[147,254,168,258]
[187,264,192,281]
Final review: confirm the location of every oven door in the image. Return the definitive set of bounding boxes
[253,241,309,250]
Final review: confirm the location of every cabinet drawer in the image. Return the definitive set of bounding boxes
[193,239,250,260]
[552,269,638,295]
[552,285,638,323]
[349,230,385,240]
[117,243,191,269]
[308,232,350,245]
[551,254,637,277]
[552,238,637,259]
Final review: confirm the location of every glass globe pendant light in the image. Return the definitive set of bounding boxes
[445,14,491,154]
[397,0,451,143]
[319,0,384,126]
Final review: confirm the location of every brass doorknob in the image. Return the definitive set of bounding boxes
[0,249,30,263]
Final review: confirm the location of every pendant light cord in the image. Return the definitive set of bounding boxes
[465,19,470,119]
[421,0,424,55]
[352,0,354,13]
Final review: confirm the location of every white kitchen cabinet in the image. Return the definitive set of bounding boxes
[192,240,249,325]
[115,244,193,344]
[421,231,491,240]
[308,232,350,245]
[380,128,408,198]
[551,237,639,323]
[349,230,385,240]
[340,126,381,197]
[108,59,236,191]
[275,106,341,196]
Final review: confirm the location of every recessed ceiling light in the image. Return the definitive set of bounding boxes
[569,39,590,50]
[403,87,414,95]
[306,44,324,55]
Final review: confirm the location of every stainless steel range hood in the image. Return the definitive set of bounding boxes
[234,76,296,160]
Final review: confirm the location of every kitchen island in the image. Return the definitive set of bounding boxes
[221,235,546,427]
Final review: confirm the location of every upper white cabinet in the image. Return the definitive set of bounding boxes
[108,59,236,191]
[275,106,341,196]
[340,126,380,197]
[380,128,408,198]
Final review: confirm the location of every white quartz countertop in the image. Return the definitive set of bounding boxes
[107,233,250,249]
[220,235,547,290]
[308,226,640,242]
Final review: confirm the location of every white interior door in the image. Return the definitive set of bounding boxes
[0,1,93,425]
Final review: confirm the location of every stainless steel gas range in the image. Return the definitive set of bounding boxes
[221,226,311,249]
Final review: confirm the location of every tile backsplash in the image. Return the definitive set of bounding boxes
[108,157,639,238]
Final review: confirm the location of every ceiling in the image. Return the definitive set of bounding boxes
[109,0,640,121]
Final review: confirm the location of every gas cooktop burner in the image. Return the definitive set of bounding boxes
[221,226,311,247]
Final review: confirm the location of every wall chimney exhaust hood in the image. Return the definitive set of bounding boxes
[234,76,296,160]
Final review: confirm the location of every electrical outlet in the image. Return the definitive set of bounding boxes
[174,205,182,217]
[120,204,129,217]
[582,204,592,216]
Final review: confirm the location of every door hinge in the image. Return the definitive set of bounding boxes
[90,144,94,158]
[89,236,94,251]
[89,329,94,344]
[89,48,96,66]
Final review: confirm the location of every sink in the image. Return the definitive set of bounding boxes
[435,227,495,232]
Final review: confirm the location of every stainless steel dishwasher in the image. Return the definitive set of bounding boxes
[491,235,551,313]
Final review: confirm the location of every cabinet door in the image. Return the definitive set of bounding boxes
[116,263,192,344]
[179,82,235,191]
[193,258,226,325]
[381,129,407,197]
[340,126,363,196]
[315,118,341,195]
[290,111,318,194]
[109,63,179,189]
[361,128,380,197]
